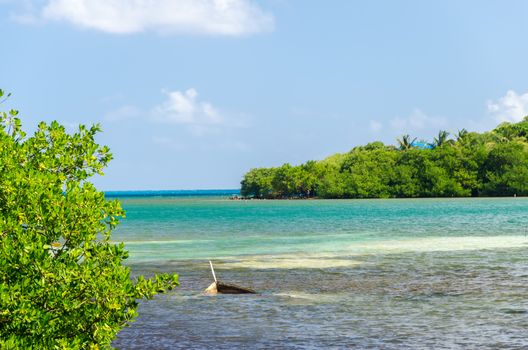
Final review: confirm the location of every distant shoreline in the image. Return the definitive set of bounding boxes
[104,189,240,198]
[103,189,525,200]
[231,195,525,200]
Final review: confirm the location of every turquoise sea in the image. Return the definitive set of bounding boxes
[111,191,528,349]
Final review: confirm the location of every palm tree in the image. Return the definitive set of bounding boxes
[433,130,450,147]
[396,134,417,150]
[455,128,468,141]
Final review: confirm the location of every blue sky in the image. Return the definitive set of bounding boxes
[2,0,528,190]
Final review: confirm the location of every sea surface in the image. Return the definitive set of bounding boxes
[110,191,528,349]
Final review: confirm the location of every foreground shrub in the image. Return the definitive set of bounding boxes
[0,90,178,349]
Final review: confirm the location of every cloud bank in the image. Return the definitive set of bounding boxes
[152,88,223,126]
[104,88,250,137]
[41,0,274,36]
[487,90,528,123]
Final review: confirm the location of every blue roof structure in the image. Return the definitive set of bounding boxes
[411,141,434,149]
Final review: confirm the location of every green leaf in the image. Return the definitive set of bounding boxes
[0,89,179,349]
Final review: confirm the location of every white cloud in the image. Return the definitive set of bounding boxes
[487,90,528,123]
[390,108,446,131]
[40,0,274,36]
[151,88,223,126]
[105,88,248,137]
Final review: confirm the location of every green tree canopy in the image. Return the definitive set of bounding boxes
[0,90,178,349]
[241,118,528,199]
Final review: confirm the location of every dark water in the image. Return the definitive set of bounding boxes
[111,197,528,349]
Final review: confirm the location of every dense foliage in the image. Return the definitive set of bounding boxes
[241,119,528,199]
[0,90,178,349]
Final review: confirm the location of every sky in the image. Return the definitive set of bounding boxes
[1,0,528,190]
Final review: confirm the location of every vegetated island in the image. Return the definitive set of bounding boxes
[240,118,528,199]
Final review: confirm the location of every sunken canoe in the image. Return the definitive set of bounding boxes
[204,260,257,294]
[204,281,256,294]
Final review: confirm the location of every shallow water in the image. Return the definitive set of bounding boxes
[111,197,528,349]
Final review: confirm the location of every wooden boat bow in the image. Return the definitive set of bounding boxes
[204,261,256,294]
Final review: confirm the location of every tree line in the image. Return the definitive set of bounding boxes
[241,118,528,199]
